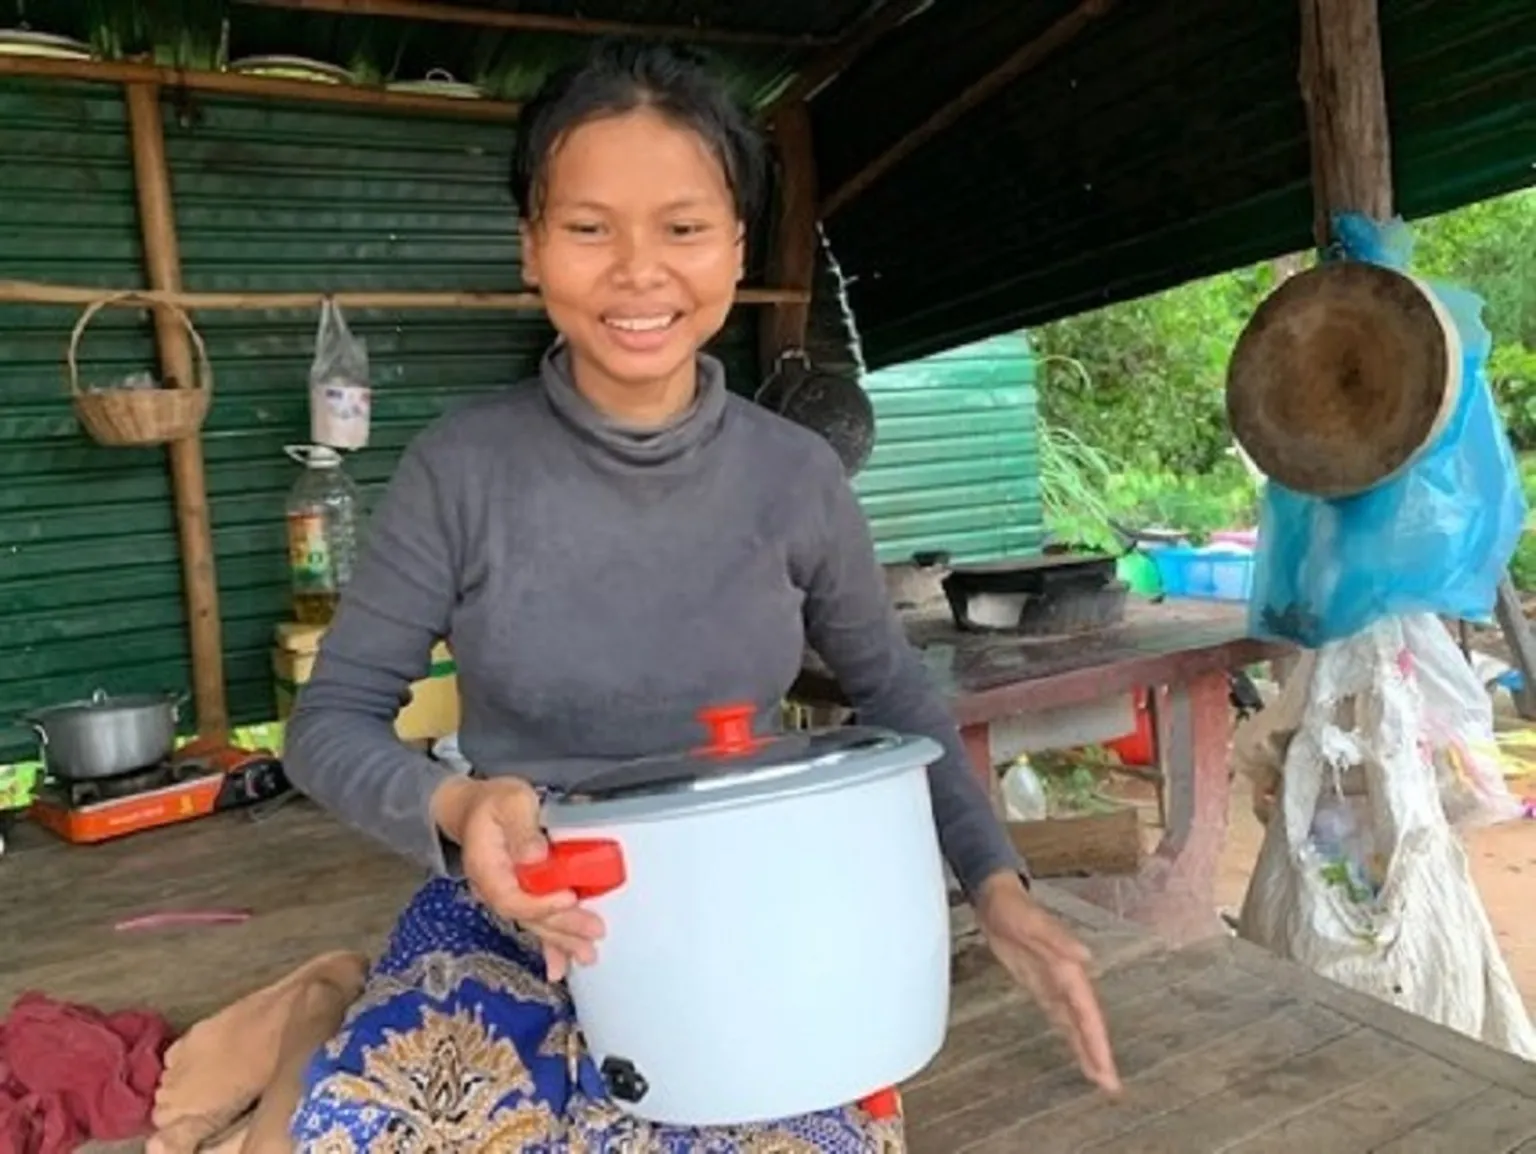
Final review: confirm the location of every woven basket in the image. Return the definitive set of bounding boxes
[67,292,212,447]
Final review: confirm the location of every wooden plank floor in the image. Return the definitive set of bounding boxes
[3,800,1533,1152]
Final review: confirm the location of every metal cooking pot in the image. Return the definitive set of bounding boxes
[24,688,186,780]
[516,702,951,1127]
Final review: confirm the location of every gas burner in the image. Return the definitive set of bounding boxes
[30,746,291,845]
[40,757,221,806]
[44,762,173,806]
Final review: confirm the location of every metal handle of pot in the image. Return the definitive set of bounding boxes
[6,717,46,752]
[515,838,626,899]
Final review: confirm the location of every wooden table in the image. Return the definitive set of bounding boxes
[3,804,1532,1153]
[794,600,1292,942]
[916,888,1536,1153]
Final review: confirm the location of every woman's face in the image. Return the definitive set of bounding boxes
[521,107,745,411]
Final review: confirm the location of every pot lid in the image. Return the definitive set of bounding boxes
[386,69,484,99]
[545,704,940,824]
[28,688,180,720]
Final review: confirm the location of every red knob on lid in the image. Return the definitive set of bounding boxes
[697,703,761,758]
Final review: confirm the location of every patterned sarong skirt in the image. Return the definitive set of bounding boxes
[292,877,906,1152]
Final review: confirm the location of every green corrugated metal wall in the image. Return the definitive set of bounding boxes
[0,78,754,743]
[855,333,1042,564]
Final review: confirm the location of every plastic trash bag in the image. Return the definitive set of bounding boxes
[1399,614,1524,830]
[1233,616,1522,832]
[1238,614,1536,1058]
[308,298,372,450]
[1249,213,1526,647]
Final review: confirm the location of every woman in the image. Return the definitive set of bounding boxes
[283,39,1119,1152]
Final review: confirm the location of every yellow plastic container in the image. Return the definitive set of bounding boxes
[272,622,460,742]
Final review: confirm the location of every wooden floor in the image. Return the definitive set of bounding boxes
[4,801,1534,1153]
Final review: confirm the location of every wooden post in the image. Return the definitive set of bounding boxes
[1297,0,1393,245]
[759,102,818,378]
[125,83,229,741]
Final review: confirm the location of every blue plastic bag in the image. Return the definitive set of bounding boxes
[1249,213,1526,648]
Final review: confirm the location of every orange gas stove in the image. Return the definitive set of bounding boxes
[30,741,291,845]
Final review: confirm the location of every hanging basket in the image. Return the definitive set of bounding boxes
[66,292,213,447]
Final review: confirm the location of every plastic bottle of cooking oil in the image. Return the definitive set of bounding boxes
[284,445,361,625]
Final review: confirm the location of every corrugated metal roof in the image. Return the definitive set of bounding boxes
[0,78,755,744]
[818,0,1536,366]
[855,332,1041,563]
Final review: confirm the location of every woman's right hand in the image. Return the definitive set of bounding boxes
[431,776,605,981]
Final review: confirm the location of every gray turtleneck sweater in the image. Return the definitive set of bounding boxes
[284,347,1022,896]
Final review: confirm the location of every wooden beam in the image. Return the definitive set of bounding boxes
[1297,0,1393,245]
[234,0,833,48]
[820,0,1115,218]
[0,280,808,311]
[0,56,520,121]
[124,84,228,742]
[759,103,820,376]
[765,0,934,113]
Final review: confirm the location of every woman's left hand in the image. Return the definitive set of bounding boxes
[973,871,1122,1095]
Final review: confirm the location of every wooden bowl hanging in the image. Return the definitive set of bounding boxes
[1225,261,1462,498]
[67,292,212,447]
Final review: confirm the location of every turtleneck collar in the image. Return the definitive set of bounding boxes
[538,341,729,468]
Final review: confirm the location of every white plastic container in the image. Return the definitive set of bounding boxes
[516,703,952,1127]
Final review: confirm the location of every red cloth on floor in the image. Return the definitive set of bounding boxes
[0,991,172,1154]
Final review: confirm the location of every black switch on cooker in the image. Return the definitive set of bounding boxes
[600,1056,649,1103]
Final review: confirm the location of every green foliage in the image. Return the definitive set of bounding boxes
[1031,267,1278,475]
[1101,460,1258,539]
[1412,190,1536,449]
[1038,411,1120,553]
[1510,455,1536,593]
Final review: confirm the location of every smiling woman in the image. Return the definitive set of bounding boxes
[226,36,1120,1154]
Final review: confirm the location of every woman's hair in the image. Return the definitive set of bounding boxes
[509,40,768,226]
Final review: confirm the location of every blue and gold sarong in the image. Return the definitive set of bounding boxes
[292,878,905,1152]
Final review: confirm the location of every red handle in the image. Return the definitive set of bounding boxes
[859,1087,902,1120]
[514,838,626,899]
[696,702,762,757]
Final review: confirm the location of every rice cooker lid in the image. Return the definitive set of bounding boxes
[550,703,935,814]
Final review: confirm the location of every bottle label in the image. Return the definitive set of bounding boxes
[287,511,334,593]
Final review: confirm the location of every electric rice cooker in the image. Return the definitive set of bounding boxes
[515,702,952,1127]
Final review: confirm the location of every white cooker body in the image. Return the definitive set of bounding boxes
[548,756,951,1127]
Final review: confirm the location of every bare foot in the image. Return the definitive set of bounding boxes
[239,970,367,1154]
[150,952,367,1147]
[145,1115,230,1154]
[201,1118,253,1154]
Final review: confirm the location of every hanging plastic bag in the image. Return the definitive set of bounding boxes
[1397,614,1523,830]
[1237,614,1536,1059]
[1249,213,1526,648]
[308,298,371,450]
[1233,617,1520,832]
